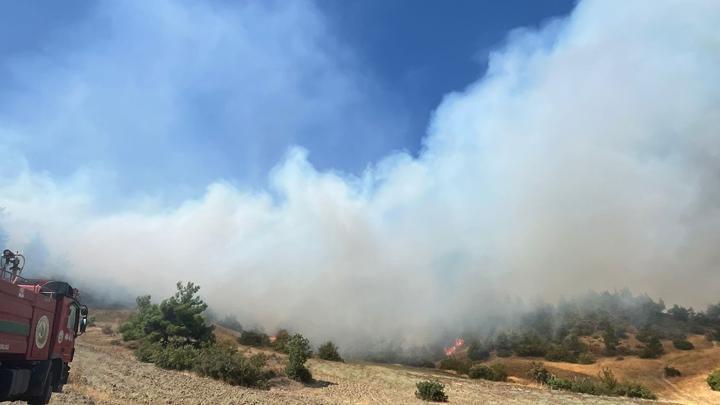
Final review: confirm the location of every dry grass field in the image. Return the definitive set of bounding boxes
[33,310,720,404]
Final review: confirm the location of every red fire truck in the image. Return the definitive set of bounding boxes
[0,250,88,404]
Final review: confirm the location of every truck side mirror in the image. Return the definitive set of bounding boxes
[78,305,89,335]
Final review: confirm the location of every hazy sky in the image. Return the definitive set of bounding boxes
[1,0,718,350]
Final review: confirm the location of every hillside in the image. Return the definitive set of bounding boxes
[485,334,720,404]
[30,311,699,405]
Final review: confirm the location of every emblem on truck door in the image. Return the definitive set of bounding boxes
[35,315,49,349]
[58,329,64,344]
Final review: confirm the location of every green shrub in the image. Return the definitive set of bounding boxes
[238,330,270,347]
[597,368,618,392]
[708,369,720,391]
[527,362,551,384]
[672,339,694,350]
[415,380,448,402]
[570,377,601,395]
[496,348,513,358]
[134,340,161,363]
[547,375,572,390]
[286,362,312,383]
[193,342,269,387]
[620,382,657,399]
[154,344,198,370]
[120,283,215,347]
[639,336,664,359]
[317,341,343,362]
[664,366,681,377]
[120,295,159,341]
[438,357,470,375]
[544,369,656,400]
[285,334,313,383]
[468,364,507,381]
[121,282,273,388]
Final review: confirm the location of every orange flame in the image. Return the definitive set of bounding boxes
[444,337,464,356]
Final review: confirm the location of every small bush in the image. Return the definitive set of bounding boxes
[415,380,448,402]
[194,342,269,387]
[708,369,720,391]
[285,334,313,383]
[527,362,551,384]
[135,340,161,363]
[620,382,657,399]
[547,375,572,390]
[101,325,114,335]
[639,336,664,359]
[468,364,507,381]
[87,316,97,327]
[317,341,343,362]
[598,368,618,392]
[664,366,681,377]
[286,362,312,383]
[438,357,470,375]
[154,344,198,370]
[672,339,694,350]
[238,330,270,347]
[496,348,513,358]
[570,377,600,395]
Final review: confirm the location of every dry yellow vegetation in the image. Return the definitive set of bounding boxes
[42,309,719,404]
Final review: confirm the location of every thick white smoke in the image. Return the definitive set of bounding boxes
[1,0,719,350]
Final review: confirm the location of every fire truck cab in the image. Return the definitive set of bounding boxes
[0,250,88,404]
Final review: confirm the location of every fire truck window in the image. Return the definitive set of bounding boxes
[67,304,78,331]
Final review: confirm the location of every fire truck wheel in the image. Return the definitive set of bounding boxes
[27,368,54,405]
[52,363,66,393]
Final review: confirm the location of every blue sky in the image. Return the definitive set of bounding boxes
[0,0,575,202]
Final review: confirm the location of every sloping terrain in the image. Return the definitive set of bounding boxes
[36,324,680,405]
[492,335,720,405]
